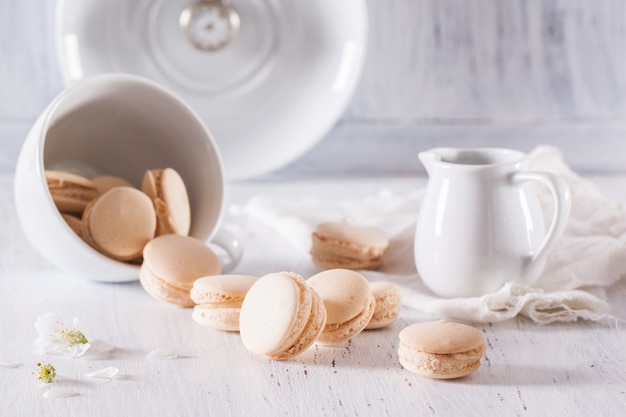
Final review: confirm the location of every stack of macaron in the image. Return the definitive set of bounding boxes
[140,264,402,360]
[236,269,402,360]
[190,274,258,331]
[237,270,401,359]
[310,222,390,270]
[140,234,222,307]
[46,167,193,264]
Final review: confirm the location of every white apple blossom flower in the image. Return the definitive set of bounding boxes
[34,313,91,358]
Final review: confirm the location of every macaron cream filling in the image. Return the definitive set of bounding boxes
[307,269,376,345]
[318,293,375,344]
[397,342,485,378]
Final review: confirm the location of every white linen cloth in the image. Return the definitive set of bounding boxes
[243,146,626,324]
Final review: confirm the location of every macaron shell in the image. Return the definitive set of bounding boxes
[140,264,196,307]
[310,249,383,270]
[45,170,97,189]
[239,272,311,357]
[46,170,99,215]
[142,168,191,236]
[312,222,389,260]
[190,274,258,304]
[271,287,326,360]
[399,320,485,354]
[51,193,97,215]
[316,291,375,345]
[91,175,134,194]
[160,168,191,235]
[141,169,159,199]
[365,281,402,329]
[141,234,221,290]
[307,269,372,324]
[81,187,156,261]
[192,304,242,331]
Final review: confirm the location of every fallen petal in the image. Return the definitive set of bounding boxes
[44,387,78,398]
[68,343,91,358]
[86,367,119,379]
[0,359,21,368]
[146,348,177,360]
[90,339,114,353]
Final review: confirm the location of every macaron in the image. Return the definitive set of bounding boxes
[239,272,326,360]
[45,170,99,215]
[311,222,389,270]
[398,320,486,379]
[307,269,376,345]
[81,186,156,261]
[142,168,191,236]
[365,281,402,329]
[140,234,221,307]
[91,175,134,195]
[190,274,258,331]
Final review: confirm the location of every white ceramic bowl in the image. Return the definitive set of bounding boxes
[55,0,368,180]
[14,73,239,282]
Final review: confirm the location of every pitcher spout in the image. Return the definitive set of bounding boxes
[418,150,440,174]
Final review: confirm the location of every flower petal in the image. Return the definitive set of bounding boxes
[34,313,64,336]
[90,339,114,353]
[0,359,21,368]
[43,387,78,398]
[146,348,178,360]
[35,339,91,357]
[86,367,119,379]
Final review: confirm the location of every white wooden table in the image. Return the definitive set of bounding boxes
[1,173,625,416]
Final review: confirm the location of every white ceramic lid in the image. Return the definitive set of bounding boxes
[55,0,368,180]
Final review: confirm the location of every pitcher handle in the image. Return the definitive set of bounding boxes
[512,171,571,264]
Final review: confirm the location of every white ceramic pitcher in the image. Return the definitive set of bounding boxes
[414,147,571,298]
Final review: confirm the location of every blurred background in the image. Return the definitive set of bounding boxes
[2,0,626,177]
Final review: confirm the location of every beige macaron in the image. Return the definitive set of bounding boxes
[365,281,402,329]
[142,168,191,236]
[140,234,221,307]
[190,274,258,331]
[239,272,327,360]
[45,170,99,215]
[398,320,486,379]
[307,269,376,345]
[81,187,156,261]
[91,175,134,195]
[311,222,389,270]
